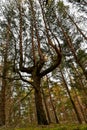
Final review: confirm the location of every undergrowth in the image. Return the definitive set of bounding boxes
[0,124,87,130]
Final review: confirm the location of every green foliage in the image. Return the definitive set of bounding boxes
[77,49,87,66]
[0,125,87,130]
[57,1,69,18]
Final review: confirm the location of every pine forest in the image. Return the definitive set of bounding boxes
[0,0,87,130]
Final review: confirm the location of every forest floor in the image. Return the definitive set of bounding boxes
[0,124,87,130]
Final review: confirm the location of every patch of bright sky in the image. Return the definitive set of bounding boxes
[0,0,87,51]
[63,0,87,52]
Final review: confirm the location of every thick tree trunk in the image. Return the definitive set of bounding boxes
[31,66,48,125]
[34,88,48,125]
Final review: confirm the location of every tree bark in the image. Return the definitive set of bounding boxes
[0,23,10,126]
[46,76,60,124]
[55,14,87,79]
[41,86,51,123]
[0,81,6,126]
[60,68,82,124]
[68,72,87,123]
[17,1,61,125]
[32,68,48,125]
[34,88,48,125]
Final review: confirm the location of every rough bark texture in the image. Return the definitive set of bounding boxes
[35,89,48,125]
[32,68,48,125]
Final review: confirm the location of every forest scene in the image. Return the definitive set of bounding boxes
[0,0,87,130]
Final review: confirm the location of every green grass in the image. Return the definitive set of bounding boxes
[0,124,87,130]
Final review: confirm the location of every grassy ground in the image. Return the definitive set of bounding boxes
[0,124,87,130]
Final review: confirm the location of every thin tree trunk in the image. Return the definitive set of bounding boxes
[74,90,87,123]
[63,9,87,40]
[41,86,51,123]
[60,68,82,124]
[18,2,23,68]
[71,62,87,96]
[68,72,87,123]
[28,97,33,123]
[0,80,6,126]
[55,14,87,79]
[46,76,60,124]
[0,23,10,126]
